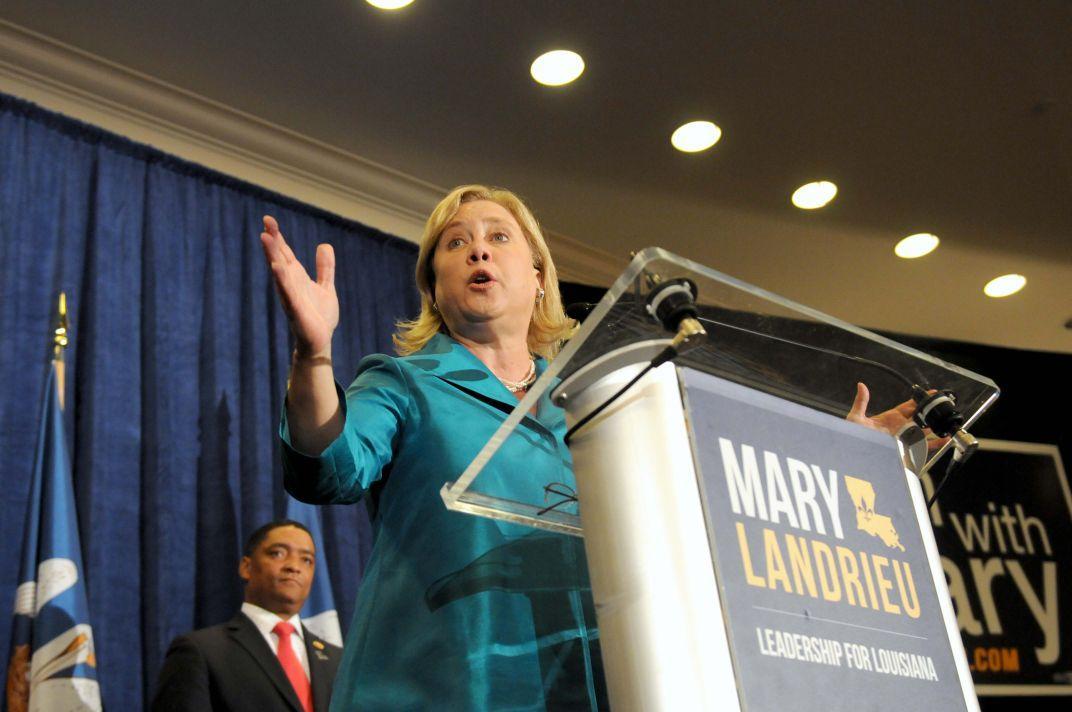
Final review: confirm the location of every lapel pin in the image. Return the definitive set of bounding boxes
[312,640,325,650]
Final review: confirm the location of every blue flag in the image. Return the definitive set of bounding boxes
[285,497,343,647]
[6,364,101,711]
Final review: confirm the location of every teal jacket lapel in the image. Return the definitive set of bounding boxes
[403,334,563,436]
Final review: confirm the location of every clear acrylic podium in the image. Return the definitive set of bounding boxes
[440,248,998,710]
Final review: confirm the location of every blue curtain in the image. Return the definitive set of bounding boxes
[0,93,420,708]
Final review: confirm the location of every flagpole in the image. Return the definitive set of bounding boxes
[7,290,101,711]
[53,292,68,411]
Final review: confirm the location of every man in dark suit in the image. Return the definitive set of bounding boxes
[152,519,341,712]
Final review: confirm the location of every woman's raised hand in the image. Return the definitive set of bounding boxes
[259,216,339,359]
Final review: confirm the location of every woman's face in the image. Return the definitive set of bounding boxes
[431,200,541,340]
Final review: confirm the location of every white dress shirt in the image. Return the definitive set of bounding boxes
[240,602,310,678]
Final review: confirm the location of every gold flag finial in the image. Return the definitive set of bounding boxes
[53,291,69,356]
[53,292,69,410]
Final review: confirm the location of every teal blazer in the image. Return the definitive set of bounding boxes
[282,334,605,711]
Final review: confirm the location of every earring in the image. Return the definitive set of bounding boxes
[536,288,545,304]
[431,302,439,313]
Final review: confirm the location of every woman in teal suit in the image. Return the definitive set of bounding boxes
[260,186,604,710]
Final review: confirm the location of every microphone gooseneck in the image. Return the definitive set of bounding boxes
[644,278,707,367]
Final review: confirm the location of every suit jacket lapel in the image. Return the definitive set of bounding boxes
[303,628,335,712]
[228,613,303,712]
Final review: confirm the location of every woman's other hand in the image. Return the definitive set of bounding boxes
[259,215,339,359]
[847,382,949,452]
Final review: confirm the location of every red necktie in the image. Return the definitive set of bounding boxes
[273,621,313,712]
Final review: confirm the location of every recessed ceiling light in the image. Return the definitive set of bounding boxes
[670,121,722,153]
[895,233,940,259]
[366,0,414,9]
[791,181,838,210]
[530,50,585,86]
[984,274,1026,298]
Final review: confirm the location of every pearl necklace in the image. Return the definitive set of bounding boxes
[496,359,537,393]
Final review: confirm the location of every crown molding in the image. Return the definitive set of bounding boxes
[0,19,443,241]
[0,19,618,285]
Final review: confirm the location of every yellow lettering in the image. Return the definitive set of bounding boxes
[732,523,921,619]
[894,559,921,619]
[873,555,900,615]
[764,528,792,592]
[836,546,865,607]
[786,533,818,598]
[736,522,766,587]
[812,540,841,602]
[857,550,880,610]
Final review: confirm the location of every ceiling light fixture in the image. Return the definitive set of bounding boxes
[983,274,1026,298]
[366,0,414,9]
[670,121,722,153]
[895,233,940,259]
[791,181,838,210]
[530,50,585,86]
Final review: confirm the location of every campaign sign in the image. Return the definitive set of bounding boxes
[924,440,1072,695]
[682,369,975,712]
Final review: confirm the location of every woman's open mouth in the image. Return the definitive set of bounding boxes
[468,270,496,289]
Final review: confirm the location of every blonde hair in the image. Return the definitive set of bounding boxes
[393,185,574,359]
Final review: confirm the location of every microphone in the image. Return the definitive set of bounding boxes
[645,278,699,331]
[913,387,978,507]
[910,386,963,437]
[644,278,707,367]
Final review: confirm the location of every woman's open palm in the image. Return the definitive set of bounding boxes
[259,215,339,357]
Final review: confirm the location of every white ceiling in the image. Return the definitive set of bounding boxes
[2,1,1070,352]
